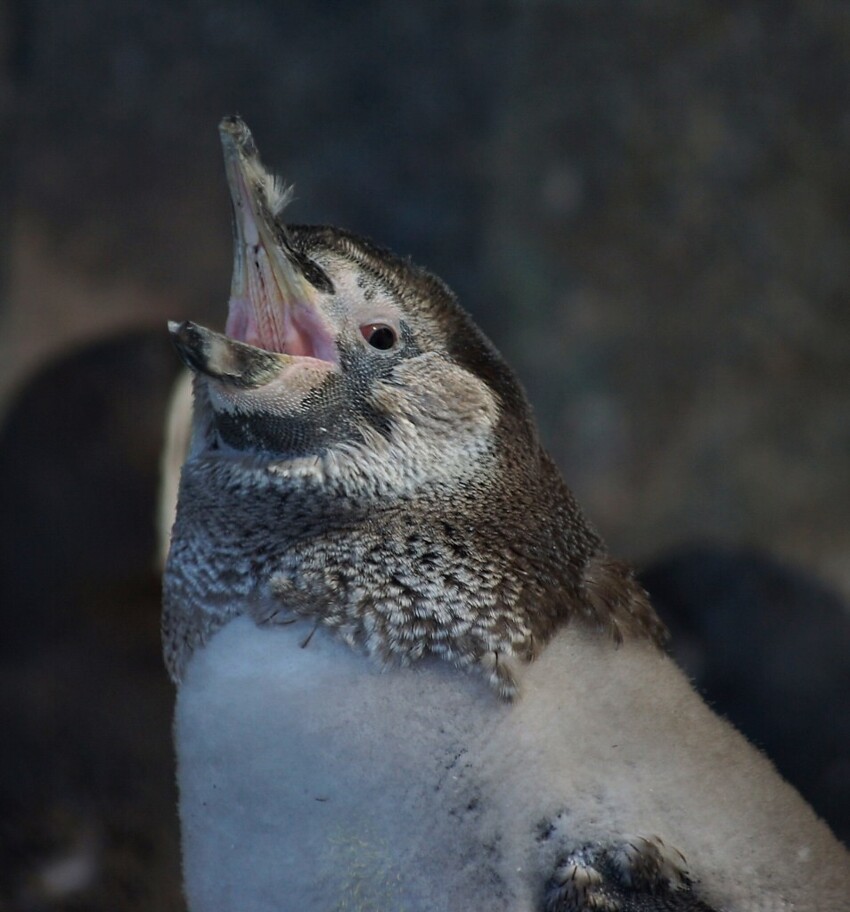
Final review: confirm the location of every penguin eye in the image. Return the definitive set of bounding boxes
[360,323,398,351]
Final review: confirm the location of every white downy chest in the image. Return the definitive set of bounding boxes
[175,616,850,912]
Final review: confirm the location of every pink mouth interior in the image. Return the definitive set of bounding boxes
[224,240,338,364]
[225,291,337,363]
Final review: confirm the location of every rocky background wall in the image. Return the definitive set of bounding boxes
[1,2,848,908]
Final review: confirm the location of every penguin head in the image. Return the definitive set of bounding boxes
[170,117,536,497]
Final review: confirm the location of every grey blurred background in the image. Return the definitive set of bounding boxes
[0,1,848,908]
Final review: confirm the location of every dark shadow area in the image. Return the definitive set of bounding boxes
[0,332,183,909]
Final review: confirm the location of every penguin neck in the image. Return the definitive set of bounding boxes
[163,448,665,694]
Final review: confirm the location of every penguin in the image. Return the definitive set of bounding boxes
[163,116,850,912]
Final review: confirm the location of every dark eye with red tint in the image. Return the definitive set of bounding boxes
[360,323,398,351]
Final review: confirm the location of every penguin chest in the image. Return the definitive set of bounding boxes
[175,616,526,912]
[173,615,850,912]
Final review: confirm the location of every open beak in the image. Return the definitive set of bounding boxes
[219,116,337,363]
[168,117,338,391]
